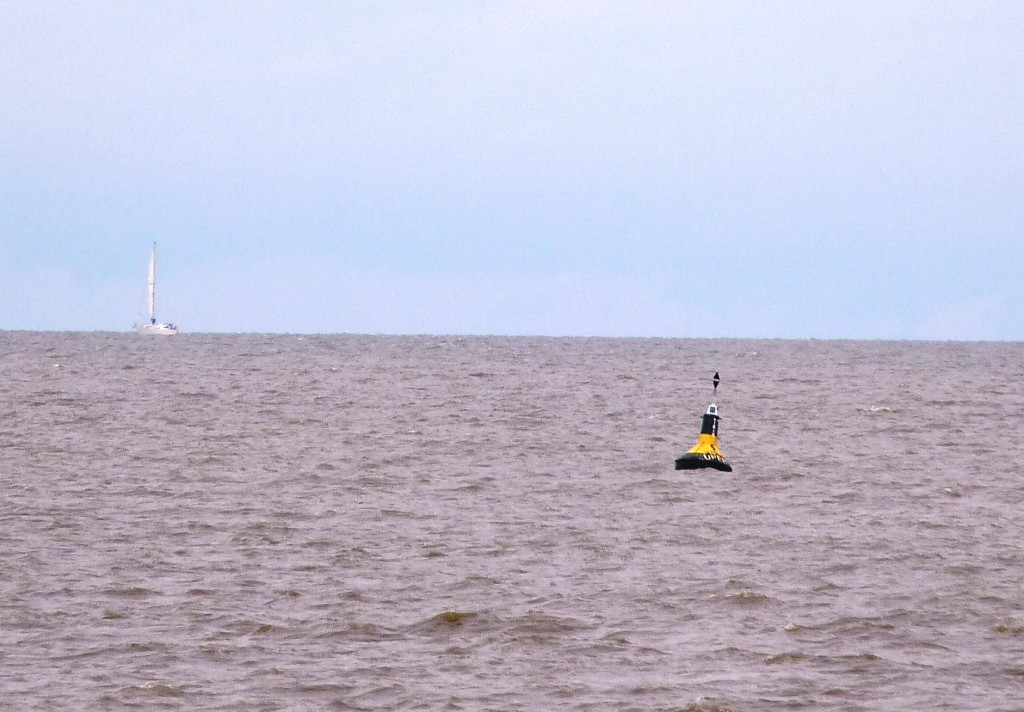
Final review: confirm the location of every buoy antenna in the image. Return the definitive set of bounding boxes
[712,371,720,395]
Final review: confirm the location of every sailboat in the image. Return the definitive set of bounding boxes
[136,242,179,335]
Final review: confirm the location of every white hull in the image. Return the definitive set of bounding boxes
[137,322,179,335]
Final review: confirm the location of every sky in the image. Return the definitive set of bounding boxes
[2,1,1022,339]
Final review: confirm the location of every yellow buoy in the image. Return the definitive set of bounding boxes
[674,403,733,472]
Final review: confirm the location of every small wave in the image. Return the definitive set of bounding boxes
[136,681,185,698]
[503,612,587,642]
[347,684,408,709]
[381,508,419,519]
[106,586,157,599]
[764,651,808,664]
[719,589,773,605]
[828,652,881,666]
[316,622,401,643]
[593,631,632,650]
[945,563,982,576]
[679,699,737,712]
[296,683,355,695]
[429,610,479,627]
[808,617,897,635]
[994,622,1024,636]
[406,609,497,640]
[126,641,169,653]
[453,573,499,589]
[178,390,217,399]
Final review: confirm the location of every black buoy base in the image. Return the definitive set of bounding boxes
[674,455,733,472]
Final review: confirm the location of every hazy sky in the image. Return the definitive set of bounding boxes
[2,1,1022,338]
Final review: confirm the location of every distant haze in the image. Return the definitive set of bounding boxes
[2,2,1022,339]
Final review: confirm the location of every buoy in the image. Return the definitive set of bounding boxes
[674,403,733,472]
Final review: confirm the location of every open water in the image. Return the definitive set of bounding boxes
[2,332,1023,711]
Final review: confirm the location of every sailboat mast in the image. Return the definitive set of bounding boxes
[148,242,157,322]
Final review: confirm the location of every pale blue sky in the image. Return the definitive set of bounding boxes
[2,1,1022,338]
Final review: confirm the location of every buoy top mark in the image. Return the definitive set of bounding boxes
[713,371,720,394]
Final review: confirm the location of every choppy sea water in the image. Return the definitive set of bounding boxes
[2,332,1023,711]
